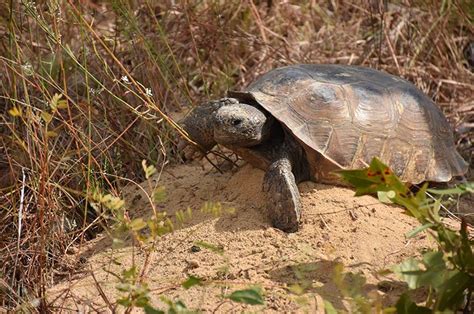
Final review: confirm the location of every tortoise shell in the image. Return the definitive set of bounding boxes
[237,64,468,184]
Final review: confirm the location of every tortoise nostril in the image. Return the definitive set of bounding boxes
[232,119,242,126]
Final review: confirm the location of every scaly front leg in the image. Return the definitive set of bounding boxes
[262,158,301,232]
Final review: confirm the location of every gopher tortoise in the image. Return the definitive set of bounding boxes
[180,64,468,232]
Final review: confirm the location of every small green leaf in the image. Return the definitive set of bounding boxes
[147,216,173,238]
[176,207,193,224]
[419,251,446,288]
[226,288,264,305]
[377,190,396,203]
[194,241,224,254]
[41,111,53,123]
[159,297,189,313]
[392,258,422,289]
[324,300,338,314]
[406,223,436,238]
[347,273,366,298]
[288,284,306,295]
[337,158,409,197]
[182,276,202,289]
[201,201,223,216]
[112,238,125,249]
[427,182,474,195]
[57,99,68,109]
[117,297,132,307]
[129,218,147,231]
[394,251,449,292]
[142,160,157,179]
[116,283,131,292]
[153,186,166,203]
[144,305,164,314]
[459,219,474,272]
[50,93,61,110]
[437,227,461,253]
[101,194,125,210]
[122,266,137,280]
[436,270,471,310]
[395,294,431,314]
[8,106,23,117]
[168,300,188,313]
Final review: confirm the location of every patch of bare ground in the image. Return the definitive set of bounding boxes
[49,160,441,312]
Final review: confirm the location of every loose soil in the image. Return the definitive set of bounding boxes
[50,158,440,313]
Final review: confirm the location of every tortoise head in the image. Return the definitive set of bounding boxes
[213,102,274,147]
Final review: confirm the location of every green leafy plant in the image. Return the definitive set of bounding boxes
[338,158,473,312]
[225,287,264,305]
[116,266,153,309]
[180,274,265,306]
[115,265,195,313]
[192,242,265,305]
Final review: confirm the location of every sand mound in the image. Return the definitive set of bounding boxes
[49,160,435,312]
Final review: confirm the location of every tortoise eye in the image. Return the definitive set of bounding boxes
[232,119,242,126]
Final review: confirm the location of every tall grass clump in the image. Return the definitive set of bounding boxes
[0,0,472,311]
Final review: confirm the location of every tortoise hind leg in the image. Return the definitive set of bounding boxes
[262,158,301,232]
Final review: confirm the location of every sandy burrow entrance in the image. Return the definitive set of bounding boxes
[49,160,437,312]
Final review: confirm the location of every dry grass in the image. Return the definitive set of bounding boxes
[0,0,472,311]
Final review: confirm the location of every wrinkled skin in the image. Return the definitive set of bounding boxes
[179,98,309,232]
